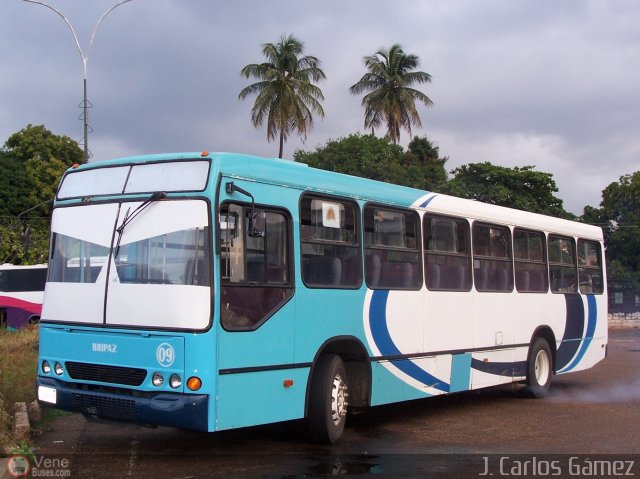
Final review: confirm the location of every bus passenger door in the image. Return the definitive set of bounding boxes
[215,190,299,430]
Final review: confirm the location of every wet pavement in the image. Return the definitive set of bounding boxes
[28,329,640,478]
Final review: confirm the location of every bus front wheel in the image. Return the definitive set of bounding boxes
[524,338,552,398]
[308,354,349,443]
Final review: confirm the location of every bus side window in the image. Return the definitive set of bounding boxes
[514,228,548,293]
[424,214,471,291]
[364,205,422,290]
[300,195,361,288]
[220,203,293,331]
[472,223,513,293]
[578,239,604,294]
[548,234,578,294]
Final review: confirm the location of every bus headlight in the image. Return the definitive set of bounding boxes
[169,374,182,389]
[152,372,164,387]
[42,360,51,374]
[54,362,64,375]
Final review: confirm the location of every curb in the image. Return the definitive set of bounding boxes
[0,458,8,479]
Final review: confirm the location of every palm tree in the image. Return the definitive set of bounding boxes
[239,34,326,158]
[350,44,433,144]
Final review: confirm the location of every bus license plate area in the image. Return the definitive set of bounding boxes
[38,385,57,404]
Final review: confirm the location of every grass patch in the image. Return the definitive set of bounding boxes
[0,326,39,451]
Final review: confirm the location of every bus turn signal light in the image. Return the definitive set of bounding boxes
[187,376,202,391]
[283,379,294,388]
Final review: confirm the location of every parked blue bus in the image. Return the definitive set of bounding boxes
[36,152,607,442]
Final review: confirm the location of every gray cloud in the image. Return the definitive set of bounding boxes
[1,0,639,214]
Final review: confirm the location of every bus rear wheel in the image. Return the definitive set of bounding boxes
[524,338,552,398]
[308,354,349,444]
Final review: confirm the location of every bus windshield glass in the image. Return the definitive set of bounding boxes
[44,199,212,330]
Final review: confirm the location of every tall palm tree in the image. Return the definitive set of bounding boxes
[350,44,433,144]
[239,34,326,158]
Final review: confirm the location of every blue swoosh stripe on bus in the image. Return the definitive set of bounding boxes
[471,359,527,377]
[559,295,597,373]
[555,294,585,371]
[419,194,437,208]
[369,290,450,392]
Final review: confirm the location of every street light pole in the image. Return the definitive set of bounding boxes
[22,0,134,161]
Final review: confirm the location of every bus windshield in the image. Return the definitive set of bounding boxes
[44,199,212,330]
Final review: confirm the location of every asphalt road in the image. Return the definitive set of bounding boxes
[28,329,640,478]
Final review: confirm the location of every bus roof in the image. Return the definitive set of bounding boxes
[69,152,603,241]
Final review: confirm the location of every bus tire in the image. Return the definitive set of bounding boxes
[308,354,348,444]
[524,337,552,398]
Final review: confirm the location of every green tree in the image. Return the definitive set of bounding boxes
[349,44,433,143]
[447,162,569,218]
[404,136,448,192]
[582,171,640,288]
[0,151,30,217]
[239,34,326,158]
[0,124,83,264]
[294,133,404,183]
[2,124,84,216]
[293,133,447,192]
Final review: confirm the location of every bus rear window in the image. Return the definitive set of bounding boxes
[578,239,603,294]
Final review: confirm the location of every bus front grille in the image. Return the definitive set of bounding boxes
[71,393,137,421]
[65,362,147,386]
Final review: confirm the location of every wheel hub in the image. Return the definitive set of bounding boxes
[331,374,348,425]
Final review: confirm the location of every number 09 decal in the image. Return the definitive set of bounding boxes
[156,343,175,367]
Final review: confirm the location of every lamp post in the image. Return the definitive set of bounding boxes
[23,0,134,161]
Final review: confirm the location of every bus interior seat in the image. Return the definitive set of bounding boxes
[427,263,441,289]
[529,270,546,292]
[247,261,266,283]
[453,264,467,290]
[516,270,530,291]
[381,261,413,288]
[304,256,342,286]
[366,253,382,288]
[493,268,510,291]
[475,266,488,291]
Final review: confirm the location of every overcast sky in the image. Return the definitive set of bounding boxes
[1,0,639,214]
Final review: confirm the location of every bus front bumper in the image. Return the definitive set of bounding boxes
[37,376,209,432]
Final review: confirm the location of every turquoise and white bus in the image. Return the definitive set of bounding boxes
[36,152,607,443]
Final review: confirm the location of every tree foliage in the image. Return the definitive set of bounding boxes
[350,44,433,144]
[404,136,448,192]
[581,171,640,288]
[0,124,83,265]
[239,34,326,158]
[293,133,447,191]
[447,162,570,218]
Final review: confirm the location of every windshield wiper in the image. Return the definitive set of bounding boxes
[114,191,166,257]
